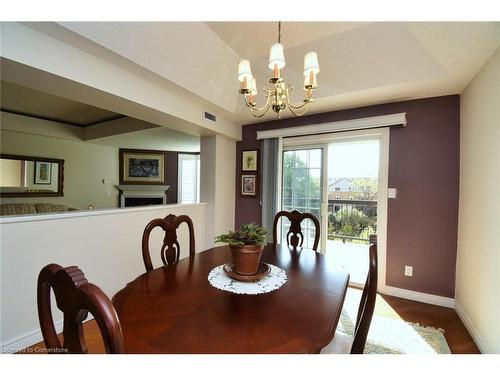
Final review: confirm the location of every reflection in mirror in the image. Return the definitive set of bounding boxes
[0,155,64,196]
[0,81,200,217]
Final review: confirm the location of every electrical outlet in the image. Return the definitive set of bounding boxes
[404,266,413,277]
[388,188,397,199]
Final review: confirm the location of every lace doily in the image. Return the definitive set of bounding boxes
[208,263,287,295]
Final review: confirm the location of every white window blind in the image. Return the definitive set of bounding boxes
[178,154,200,204]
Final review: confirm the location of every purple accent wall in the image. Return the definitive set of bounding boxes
[235,95,460,298]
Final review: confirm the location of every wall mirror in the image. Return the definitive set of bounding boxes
[0,154,64,197]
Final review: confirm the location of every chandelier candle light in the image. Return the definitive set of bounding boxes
[237,21,320,118]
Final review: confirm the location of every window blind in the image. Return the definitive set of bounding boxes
[178,154,200,204]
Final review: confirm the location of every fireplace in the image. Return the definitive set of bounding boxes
[118,185,170,208]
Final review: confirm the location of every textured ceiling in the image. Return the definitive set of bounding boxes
[16,22,500,124]
[214,22,500,122]
[205,22,367,60]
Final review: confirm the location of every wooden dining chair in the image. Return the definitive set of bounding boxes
[142,214,195,272]
[321,234,378,354]
[37,263,124,354]
[272,210,321,251]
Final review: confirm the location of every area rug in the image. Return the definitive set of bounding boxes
[337,310,451,354]
[336,289,452,354]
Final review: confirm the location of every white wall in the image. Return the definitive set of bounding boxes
[0,160,22,187]
[200,135,236,247]
[456,47,500,353]
[200,136,216,245]
[214,135,236,236]
[0,203,207,351]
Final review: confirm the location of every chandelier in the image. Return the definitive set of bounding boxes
[237,21,320,118]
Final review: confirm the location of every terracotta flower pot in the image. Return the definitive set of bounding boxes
[230,244,264,275]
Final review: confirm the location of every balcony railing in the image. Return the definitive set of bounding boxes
[328,199,377,243]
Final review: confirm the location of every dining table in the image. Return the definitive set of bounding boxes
[112,243,350,354]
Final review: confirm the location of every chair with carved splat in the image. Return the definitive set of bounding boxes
[272,210,321,251]
[37,264,124,354]
[321,234,378,354]
[141,214,195,272]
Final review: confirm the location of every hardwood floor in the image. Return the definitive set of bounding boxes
[20,290,479,354]
[380,293,479,353]
[19,321,105,354]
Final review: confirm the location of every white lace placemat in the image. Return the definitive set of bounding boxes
[208,263,287,295]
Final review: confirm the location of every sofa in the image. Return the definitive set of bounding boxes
[0,203,76,216]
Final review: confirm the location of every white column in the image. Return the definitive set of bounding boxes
[200,134,236,247]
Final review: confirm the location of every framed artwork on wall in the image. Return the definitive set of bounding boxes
[119,149,167,185]
[34,161,52,184]
[242,150,258,171]
[241,174,258,197]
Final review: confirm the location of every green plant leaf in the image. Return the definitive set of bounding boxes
[215,223,268,246]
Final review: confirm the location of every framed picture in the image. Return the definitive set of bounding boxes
[241,174,258,197]
[119,149,166,185]
[34,161,52,184]
[242,150,258,171]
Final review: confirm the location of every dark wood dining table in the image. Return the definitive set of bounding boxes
[112,243,350,354]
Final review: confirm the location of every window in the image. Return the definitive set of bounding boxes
[178,154,200,204]
[334,186,340,191]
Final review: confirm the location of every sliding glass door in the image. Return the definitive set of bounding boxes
[277,128,388,290]
[281,147,325,250]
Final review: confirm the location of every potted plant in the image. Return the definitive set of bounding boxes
[215,223,268,275]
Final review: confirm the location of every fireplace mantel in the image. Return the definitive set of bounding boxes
[118,185,170,207]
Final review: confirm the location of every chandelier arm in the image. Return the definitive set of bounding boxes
[249,104,272,118]
[284,86,313,110]
[285,94,311,110]
[287,102,310,116]
[242,93,272,118]
[243,92,271,112]
[287,100,310,110]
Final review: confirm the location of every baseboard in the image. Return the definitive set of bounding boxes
[1,316,94,353]
[381,285,455,308]
[454,301,488,354]
[0,319,63,353]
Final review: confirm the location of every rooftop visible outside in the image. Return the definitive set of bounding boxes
[328,140,379,244]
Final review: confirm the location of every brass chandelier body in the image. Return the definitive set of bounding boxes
[237,22,320,118]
